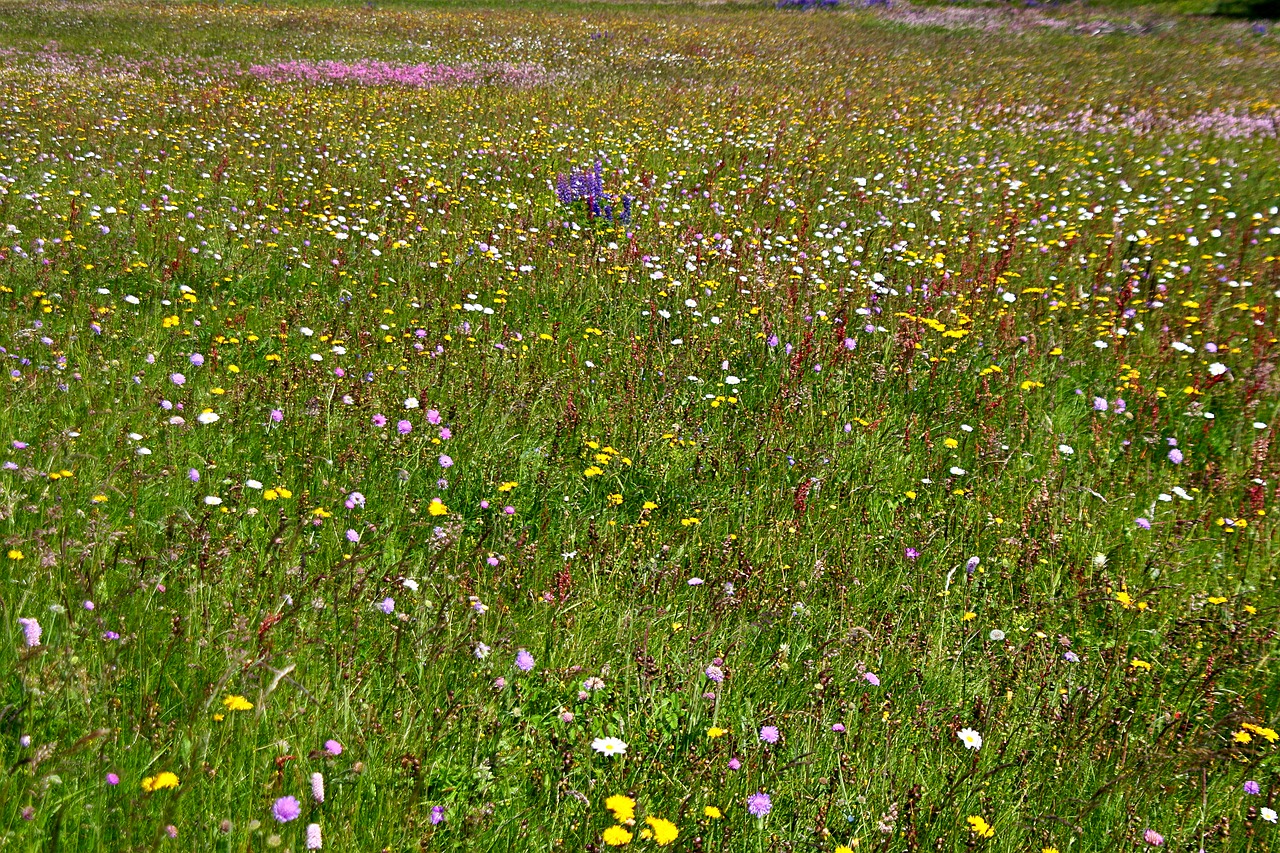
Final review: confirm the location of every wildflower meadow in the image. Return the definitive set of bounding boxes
[1,0,1279,849]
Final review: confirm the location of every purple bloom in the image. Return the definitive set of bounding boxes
[1244,780,1261,795]
[272,796,302,823]
[170,373,185,385]
[376,597,393,614]
[189,353,205,367]
[1114,398,1127,414]
[426,409,442,425]
[746,792,773,817]
[705,665,725,682]
[18,617,41,647]
[106,772,119,785]
[1135,517,1151,529]
[372,414,387,428]
[347,529,361,543]
[12,441,28,450]
[323,739,343,756]
[345,492,365,509]
[1143,829,1164,847]
[430,805,444,825]
[515,649,535,672]
[863,672,880,686]
[1092,396,1108,411]
[832,723,846,733]
[270,409,284,423]
[1063,651,1080,663]
[759,725,779,744]
[905,547,920,560]
[1168,448,1183,465]
[397,419,412,435]
[188,468,200,483]
[438,454,453,469]
[728,757,741,770]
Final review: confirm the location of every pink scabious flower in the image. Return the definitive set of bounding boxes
[1143,829,1164,846]
[18,617,42,647]
[270,409,284,423]
[397,419,412,435]
[728,757,741,770]
[426,409,442,425]
[759,725,779,744]
[863,672,880,686]
[371,414,387,428]
[272,796,301,823]
[746,792,772,817]
[323,739,343,756]
[705,665,725,682]
[515,649,535,672]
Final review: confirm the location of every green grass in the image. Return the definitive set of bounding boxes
[0,1,1278,850]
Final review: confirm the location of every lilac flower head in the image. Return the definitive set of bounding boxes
[438,454,453,469]
[905,547,920,560]
[345,492,365,510]
[306,824,322,850]
[397,419,412,435]
[863,672,880,686]
[188,468,200,483]
[966,556,980,575]
[189,353,205,367]
[323,739,343,756]
[832,723,846,732]
[170,373,185,386]
[1063,651,1080,663]
[1143,829,1164,847]
[759,725,780,744]
[430,805,444,825]
[439,426,452,441]
[1168,448,1183,465]
[705,665,725,682]
[515,649,535,672]
[272,796,302,823]
[746,792,773,817]
[270,409,284,423]
[728,756,741,770]
[376,597,394,614]
[1135,517,1151,529]
[18,617,42,647]
[1244,780,1261,795]
[372,414,387,428]
[1092,396,1108,411]
[426,409,442,425]
[106,772,120,785]
[1114,398,1127,413]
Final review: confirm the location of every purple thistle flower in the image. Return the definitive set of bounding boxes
[746,792,773,817]
[515,649,535,672]
[170,373,185,385]
[18,617,41,647]
[270,409,284,423]
[272,796,301,823]
[323,739,343,756]
[728,757,741,770]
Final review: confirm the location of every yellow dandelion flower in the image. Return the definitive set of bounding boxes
[703,806,722,819]
[602,825,633,846]
[646,817,679,846]
[706,726,727,739]
[605,795,636,821]
[428,498,448,516]
[141,771,179,792]
[222,695,253,711]
[966,815,994,838]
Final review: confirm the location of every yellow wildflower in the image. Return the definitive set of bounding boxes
[428,498,448,516]
[605,795,636,822]
[646,817,679,846]
[141,772,180,792]
[966,815,994,838]
[602,825,632,846]
[222,695,253,711]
